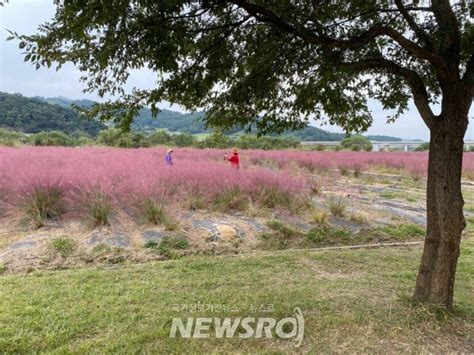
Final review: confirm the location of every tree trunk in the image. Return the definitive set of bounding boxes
[413,92,470,308]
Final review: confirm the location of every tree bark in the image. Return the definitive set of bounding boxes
[413,87,470,308]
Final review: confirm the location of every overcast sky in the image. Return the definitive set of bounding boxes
[2,0,473,141]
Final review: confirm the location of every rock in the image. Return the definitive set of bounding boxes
[216,224,238,239]
[192,219,219,232]
[329,217,362,233]
[143,230,168,242]
[87,232,130,248]
[9,239,37,250]
[240,217,267,232]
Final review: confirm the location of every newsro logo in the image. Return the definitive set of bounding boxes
[169,307,304,347]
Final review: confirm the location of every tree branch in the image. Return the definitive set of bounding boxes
[464,54,474,96]
[230,0,448,79]
[335,56,435,129]
[394,0,433,50]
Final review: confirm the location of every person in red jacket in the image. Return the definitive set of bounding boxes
[224,148,240,169]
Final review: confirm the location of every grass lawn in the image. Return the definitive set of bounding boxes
[0,238,473,353]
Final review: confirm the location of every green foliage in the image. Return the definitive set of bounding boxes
[97,128,134,148]
[171,133,196,147]
[235,134,300,150]
[144,240,159,249]
[157,236,189,258]
[415,142,430,151]
[198,130,230,149]
[30,130,74,146]
[341,135,373,152]
[148,129,172,146]
[50,237,76,259]
[13,2,471,134]
[0,128,24,146]
[0,92,105,135]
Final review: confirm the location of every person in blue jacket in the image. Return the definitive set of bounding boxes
[165,148,173,167]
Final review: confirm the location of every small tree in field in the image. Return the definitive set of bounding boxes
[8,0,474,307]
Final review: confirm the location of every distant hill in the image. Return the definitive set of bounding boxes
[131,108,401,141]
[0,92,105,135]
[35,96,97,109]
[2,93,402,141]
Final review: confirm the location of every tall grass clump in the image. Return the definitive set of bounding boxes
[139,197,177,230]
[20,185,63,228]
[326,194,348,217]
[82,190,112,227]
[213,187,248,212]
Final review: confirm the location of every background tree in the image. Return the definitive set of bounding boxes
[10,0,474,307]
[341,135,373,151]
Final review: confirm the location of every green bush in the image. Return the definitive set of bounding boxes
[0,128,24,146]
[414,142,429,151]
[30,131,74,146]
[148,129,172,146]
[171,133,197,147]
[97,128,134,147]
[199,130,231,148]
[341,135,373,152]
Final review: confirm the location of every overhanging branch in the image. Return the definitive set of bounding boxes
[230,0,448,79]
[334,56,435,129]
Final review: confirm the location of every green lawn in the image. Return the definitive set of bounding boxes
[0,239,473,353]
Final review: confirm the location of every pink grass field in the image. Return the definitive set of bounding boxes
[1,147,474,216]
[0,147,307,213]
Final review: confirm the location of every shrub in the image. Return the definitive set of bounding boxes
[21,185,63,228]
[50,237,76,258]
[415,142,430,151]
[30,131,74,146]
[148,129,172,146]
[97,128,133,148]
[341,135,373,152]
[326,194,348,217]
[172,133,197,147]
[200,130,230,148]
[0,128,24,146]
